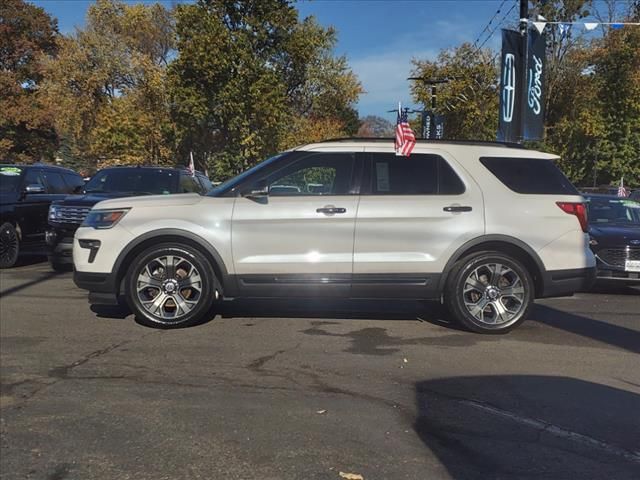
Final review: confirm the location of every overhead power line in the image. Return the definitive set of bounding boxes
[472,0,509,51]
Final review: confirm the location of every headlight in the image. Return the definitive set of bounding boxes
[48,204,59,221]
[81,208,130,229]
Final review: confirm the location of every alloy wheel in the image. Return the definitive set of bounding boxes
[136,254,203,322]
[461,262,526,327]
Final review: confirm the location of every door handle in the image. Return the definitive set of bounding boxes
[443,205,472,212]
[316,206,347,214]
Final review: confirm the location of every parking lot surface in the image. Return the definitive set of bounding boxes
[1,260,639,479]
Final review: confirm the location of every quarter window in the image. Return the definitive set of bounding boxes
[480,157,578,195]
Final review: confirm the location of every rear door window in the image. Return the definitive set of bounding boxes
[43,172,68,194]
[62,173,85,193]
[368,153,464,195]
[480,157,578,195]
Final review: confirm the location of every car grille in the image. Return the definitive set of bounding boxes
[597,248,640,267]
[53,206,92,225]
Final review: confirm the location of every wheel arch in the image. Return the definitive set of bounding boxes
[440,235,546,297]
[112,229,230,297]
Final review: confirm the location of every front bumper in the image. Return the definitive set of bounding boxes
[593,248,640,283]
[540,267,596,297]
[46,228,75,265]
[73,271,120,305]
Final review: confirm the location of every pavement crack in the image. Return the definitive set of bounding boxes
[247,349,287,371]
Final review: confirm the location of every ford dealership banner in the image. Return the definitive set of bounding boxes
[523,28,546,140]
[498,29,524,143]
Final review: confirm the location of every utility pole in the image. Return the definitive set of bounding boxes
[406,77,452,139]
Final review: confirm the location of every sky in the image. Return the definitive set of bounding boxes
[30,0,614,120]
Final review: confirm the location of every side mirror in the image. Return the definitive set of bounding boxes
[24,184,45,194]
[72,185,84,194]
[243,183,269,199]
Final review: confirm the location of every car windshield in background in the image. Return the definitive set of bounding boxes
[0,166,24,193]
[84,169,178,195]
[585,197,640,225]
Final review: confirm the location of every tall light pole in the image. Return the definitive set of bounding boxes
[407,77,453,139]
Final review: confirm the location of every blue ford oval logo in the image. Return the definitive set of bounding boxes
[631,239,640,246]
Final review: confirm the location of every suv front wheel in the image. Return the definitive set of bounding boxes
[445,251,534,334]
[125,243,217,328]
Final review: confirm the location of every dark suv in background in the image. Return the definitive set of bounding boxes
[584,194,640,284]
[1,164,84,268]
[47,166,213,270]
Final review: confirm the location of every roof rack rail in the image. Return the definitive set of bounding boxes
[317,137,525,149]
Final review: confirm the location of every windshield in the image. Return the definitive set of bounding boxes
[84,168,178,195]
[585,197,640,225]
[208,152,287,196]
[0,166,24,193]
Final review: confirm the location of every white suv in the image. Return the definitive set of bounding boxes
[73,139,595,333]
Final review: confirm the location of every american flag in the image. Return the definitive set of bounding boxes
[617,176,628,197]
[395,105,416,157]
[187,151,195,177]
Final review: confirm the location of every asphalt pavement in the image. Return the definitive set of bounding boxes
[1,259,639,480]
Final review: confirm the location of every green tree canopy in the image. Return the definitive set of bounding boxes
[0,0,59,162]
[42,0,175,170]
[410,43,499,141]
[169,0,362,180]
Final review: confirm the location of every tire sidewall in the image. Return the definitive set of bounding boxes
[446,252,534,334]
[0,222,19,269]
[126,243,216,328]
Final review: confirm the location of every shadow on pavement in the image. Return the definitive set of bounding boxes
[587,282,640,296]
[89,297,460,330]
[414,375,640,479]
[217,297,459,326]
[533,304,640,354]
[0,270,64,297]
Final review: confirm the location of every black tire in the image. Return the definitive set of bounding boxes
[125,243,217,328]
[0,222,19,269]
[444,251,534,334]
[51,261,71,272]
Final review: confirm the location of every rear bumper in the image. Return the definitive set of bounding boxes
[540,267,596,298]
[73,271,120,305]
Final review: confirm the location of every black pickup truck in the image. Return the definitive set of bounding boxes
[46,166,213,270]
[1,164,84,268]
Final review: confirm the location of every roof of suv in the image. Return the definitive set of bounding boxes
[97,165,207,176]
[0,163,80,174]
[296,138,558,160]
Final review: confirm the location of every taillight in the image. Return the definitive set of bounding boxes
[556,202,588,232]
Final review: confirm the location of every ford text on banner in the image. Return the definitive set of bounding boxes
[524,28,546,140]
[497,29,524,143]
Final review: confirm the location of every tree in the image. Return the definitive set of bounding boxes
[169,0,362,180]
[0,0,59,163]
[357,115,395,137]
[535,0,640,186]
[410,44,499,140]
[42,0,175,169]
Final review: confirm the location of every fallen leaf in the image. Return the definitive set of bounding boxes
[339,472,364,480]
[316,409,327,414]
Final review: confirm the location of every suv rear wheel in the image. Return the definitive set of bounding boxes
[445,251,534,334]
[125,243,216,328]
[0,222,19,269]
